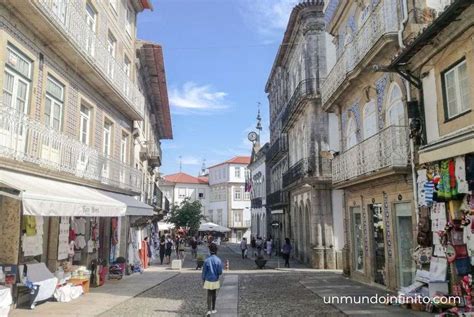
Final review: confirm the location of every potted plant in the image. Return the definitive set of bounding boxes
[196,255,205,270]
[255,255,267,269]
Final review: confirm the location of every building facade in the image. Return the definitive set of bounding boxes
[208,156,251,242]
[159,172,209,215]
[249,143,268,240]
[266,0,344,269]
[0,0,172,291]
[389,0,474,296]
[322,0,441,290]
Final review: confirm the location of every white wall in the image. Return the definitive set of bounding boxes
[328,112,341,152]
[173,183,209,214]
[228,164,246,183]
[209,165,228,185]
[331,189,345,250]
[208,201,227,226]
[422,69,440,144]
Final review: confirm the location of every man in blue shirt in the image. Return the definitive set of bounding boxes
[202,243,223,315]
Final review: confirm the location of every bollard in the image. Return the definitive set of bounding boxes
[225,259,230,271]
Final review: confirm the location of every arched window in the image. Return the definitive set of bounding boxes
[346,116,358,149]
[386,83,406,126]
[363,100,377,139]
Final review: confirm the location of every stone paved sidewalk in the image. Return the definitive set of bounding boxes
[10,267,178,317]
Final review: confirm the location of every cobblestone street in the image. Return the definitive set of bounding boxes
[10,243,431,316]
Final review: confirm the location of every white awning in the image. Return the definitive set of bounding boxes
[157,222,174,231]
[98,190,154,216]
[198,222,231,232]
[0,170,125,217]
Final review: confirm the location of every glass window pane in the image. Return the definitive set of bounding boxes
[44,98,52,126]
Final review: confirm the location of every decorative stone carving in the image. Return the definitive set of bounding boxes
[375,74,388,130]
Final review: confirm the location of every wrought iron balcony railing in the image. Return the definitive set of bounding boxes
[266,134,288,164]
[0,107,142,192]
[321,0,399,107]
[34,0,145,118]
[153,185,163,209]
[332,126,409,184]
[281,78,319,131]
[146,141,161,166]
[282,156,331,188]
[251,197,263,209]
[266,190,288,208]
[230,220,251,228]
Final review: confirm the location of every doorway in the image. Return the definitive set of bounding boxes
[395,202,415,287]
[369,204,385,286]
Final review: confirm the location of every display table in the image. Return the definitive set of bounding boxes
[68,278,90,294]
[0,286,12,317]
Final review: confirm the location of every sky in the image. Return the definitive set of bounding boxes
[137,0,300,176]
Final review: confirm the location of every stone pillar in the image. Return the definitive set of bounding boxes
[0,196,21,264]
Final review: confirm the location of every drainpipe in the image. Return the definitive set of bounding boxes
[406,81,419,225]
[398,0,409,49]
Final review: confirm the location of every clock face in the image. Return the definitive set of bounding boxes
[248,131,258,142]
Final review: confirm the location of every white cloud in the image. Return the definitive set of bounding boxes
[179,156,201,166]
[169,82,230,115]
[240,0,300,40]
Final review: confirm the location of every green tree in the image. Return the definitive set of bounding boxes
[168,198,205,235]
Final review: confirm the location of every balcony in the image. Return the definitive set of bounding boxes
[146,141,162,167]
[251,197,263,209]
[153,185,163,210]
[0,107,142,193]
[266,190,288,208]
[230,220,251,228]
[332,126,409,186]
[321,0,399,108]
[8,0,145,120]
[266,134,288,164]
[281,78,319,131]
[282,157,331,188]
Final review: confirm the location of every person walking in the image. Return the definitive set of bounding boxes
[177,236,185,259]
[250,235,256,256]
[255,236,263,257]
[175,235,180,259]
[281,238,292,268]
[240,237,248,259]
[202,243,223,316]
[165,235,173,264]
[190,236,198,259]
[266,237,273,259]
[159,236,166,265]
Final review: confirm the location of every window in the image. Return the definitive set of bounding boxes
[120,133,128,163]
[178,188,186,199]
[85,3,96,56]
[109,0,118,14]
[123,56,131,96]
[3,46,32,113]
[103,120,112,157]
[217,209,223,225]
[386,83,406,126]
[346,116,357,149]
[44,76,64,131]
[107,32,116,78]
[233,210,242,223]
[363,100,377,139]
[208,210,214,222]
[198,190,205,199]
[234,187,242,200]
[79,105,91,145]
[235,167,241,178]
[125,7,134,37]
[442,60,470,119]
[52,0,68,24]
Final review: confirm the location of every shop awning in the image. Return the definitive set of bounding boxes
[0,170,125,217]
[98,190,154,216]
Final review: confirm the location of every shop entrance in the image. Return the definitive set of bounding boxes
[369,204,385,286]
[394,202,415,287]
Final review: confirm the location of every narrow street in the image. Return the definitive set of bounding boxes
[11,245,429,316]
